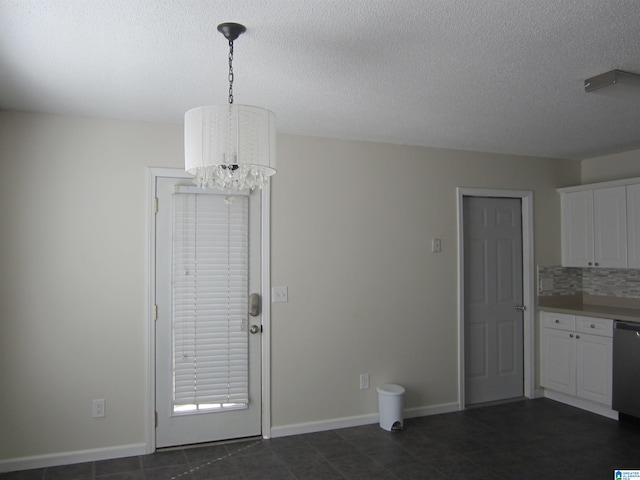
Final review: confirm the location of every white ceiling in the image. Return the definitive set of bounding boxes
[2,0,640,160]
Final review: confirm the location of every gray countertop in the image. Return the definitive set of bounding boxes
[538,295,640,323]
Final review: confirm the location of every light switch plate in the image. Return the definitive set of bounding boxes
[92,399,105,418]
[432,238,442,253]
[272,286,288,303]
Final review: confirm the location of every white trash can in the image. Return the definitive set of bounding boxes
[376,384,405,431]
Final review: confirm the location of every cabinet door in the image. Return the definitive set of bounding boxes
[561,190,594,267]
[628,184,640,268]
[593,186,627,268]
[541,328,576,395]
[576,333,612,405]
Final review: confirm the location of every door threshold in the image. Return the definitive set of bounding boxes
[465,396,525,410]
[157,435,263,452]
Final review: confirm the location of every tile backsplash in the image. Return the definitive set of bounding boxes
[538,265,640,298]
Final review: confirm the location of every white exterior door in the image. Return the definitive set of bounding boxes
[464,197,524,405]
[154,176,262,448]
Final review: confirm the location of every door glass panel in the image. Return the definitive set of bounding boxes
[172,192,249,415]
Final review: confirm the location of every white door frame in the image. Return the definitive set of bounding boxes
[456,187,535,410]
[146,167,272,453]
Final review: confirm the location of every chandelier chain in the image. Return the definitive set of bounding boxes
[228,40,234,104]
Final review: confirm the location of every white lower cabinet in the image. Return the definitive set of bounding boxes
[542,325,576,395]
[576,331,612,404]
[541,312,612,407]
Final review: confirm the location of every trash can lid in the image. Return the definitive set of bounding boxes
[376,384,405,395]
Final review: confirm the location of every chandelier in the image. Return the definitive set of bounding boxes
[185,23,276,191]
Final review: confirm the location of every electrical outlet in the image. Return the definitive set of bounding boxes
[92,399,105,418]
[360,373,370,390]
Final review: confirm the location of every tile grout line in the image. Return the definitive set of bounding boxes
[168,440,262,480]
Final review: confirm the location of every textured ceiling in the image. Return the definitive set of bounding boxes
[1,0,640,160]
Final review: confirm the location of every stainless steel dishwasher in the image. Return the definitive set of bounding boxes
[612,320,640,418]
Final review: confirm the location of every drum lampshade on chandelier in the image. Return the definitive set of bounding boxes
[184,23,276,191]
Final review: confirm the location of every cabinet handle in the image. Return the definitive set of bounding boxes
[594,262,599,266]
[569,333,574,338]
[555,319,560,323]
[591,324,595,328]
[588,262,592,266]
[576,335,580,339]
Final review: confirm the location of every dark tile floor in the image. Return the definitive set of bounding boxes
[3,398,640,479]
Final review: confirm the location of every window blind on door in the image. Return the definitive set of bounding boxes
[172,192,249,410]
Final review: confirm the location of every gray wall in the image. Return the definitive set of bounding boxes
[0,111,581,463]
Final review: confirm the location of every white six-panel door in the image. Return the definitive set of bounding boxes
[464,196,524,405]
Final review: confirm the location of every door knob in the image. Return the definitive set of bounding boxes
[249,325,261,334]
[515,305,526,312]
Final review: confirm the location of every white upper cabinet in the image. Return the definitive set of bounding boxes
[559,178,640,268]
[627,184,640,268]
[561,190,594,267]
[593,186,627,268]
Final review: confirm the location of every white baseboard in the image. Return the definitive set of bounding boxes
[543,389,618,420]
[405,402,460,418]
[269,402,459,438]
[0,443,147,474]
[1,403,463,472]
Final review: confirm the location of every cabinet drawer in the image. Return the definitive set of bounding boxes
[541,312,576,331]
[576,316,613,337]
